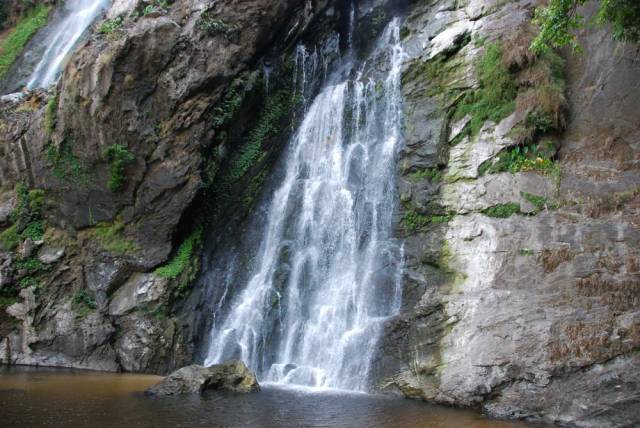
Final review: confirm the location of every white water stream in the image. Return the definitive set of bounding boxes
[26,0,109,89]
[204,20,405,392]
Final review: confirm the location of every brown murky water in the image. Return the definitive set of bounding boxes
[0,366,549,428]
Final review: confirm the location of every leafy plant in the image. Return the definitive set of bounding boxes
[155,229,202,280]
[531,0,640,53]
[19,276,38,289]
[103,144,135,192]
[14,257,45,273]
[72,289,97,319]
[0,184,45,250]
[211,87,243,128]
[142,0,170,16]
[98,16,123,35]
[480,142,560,177]
[0,4,51,78]
[219,90,295,188]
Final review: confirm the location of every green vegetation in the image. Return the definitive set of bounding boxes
[479,142,560,176]
[44,92,58,136]
[0,184,45,250]
[155,229,202,280]
[143,0,170,16]
[72,290,97,319]
[211,87,244,128]
[14,257,45,273]
[98,16,124,35]
[454,43,517,137]
[402,210,430,233]
[0,225,19,251]
[89,220,139,254]
[18,276,38,289]
[402,208,453,233]
[197,11,236,37]
[522,191,559,213]
[407,167,443,183]
[46,138,89,185]
[219,90,297,189]
[511,50,567,144]
[0,4,51,78]
[103,144,135,192]
[0,296,18,308]
[482,203,521,218]
[532,0,640,53]
[519,248,535,256]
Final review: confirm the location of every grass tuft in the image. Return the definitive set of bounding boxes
[0,5,51,78]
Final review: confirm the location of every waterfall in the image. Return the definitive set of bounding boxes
[26,0,109,89]
[203,19,405,392]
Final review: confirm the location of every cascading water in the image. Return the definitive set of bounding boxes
[203,19,405,392]
[26,0,110,89]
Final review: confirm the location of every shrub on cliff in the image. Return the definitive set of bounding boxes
[532,0,640,53]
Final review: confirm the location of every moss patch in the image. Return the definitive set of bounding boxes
[407,168,443,183]
[482,202,521,218]
[46,137,89,185]
[454,43,517,137]
[521,191,558,213]
[89,220,139,254]
[0,184,45,251]
[44,92,58,136]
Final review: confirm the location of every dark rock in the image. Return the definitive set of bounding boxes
[145,361,260,395]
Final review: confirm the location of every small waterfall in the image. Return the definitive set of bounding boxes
[26,0,109,89]
[203,20,405,392]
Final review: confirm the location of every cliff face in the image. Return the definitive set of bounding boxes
[0,0,638,426]
[0,0,342,372]
[381,0,640,426]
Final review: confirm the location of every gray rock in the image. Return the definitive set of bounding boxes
[0,195,16,225]
[145,361,260,395]
[37,246,65,264]
[109,273,168,316]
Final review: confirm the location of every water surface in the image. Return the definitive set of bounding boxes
[0,366,547,428]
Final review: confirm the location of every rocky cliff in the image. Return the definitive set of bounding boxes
[379,0,639,426]
[0,0,348,372]
[0,0,638,426]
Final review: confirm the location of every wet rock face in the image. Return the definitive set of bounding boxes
[381,0,640,426]
[0,0,340,374]
[145,360,260,395]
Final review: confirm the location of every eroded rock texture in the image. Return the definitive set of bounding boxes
[145,360,260,395]
[379,0,640,426]
[0,0,344,373]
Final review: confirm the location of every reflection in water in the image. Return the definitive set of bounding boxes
[0,367,547,428]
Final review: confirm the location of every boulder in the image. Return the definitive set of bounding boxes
[145,360,260,396]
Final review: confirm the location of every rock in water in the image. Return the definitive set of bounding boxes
[145,361,260,395]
